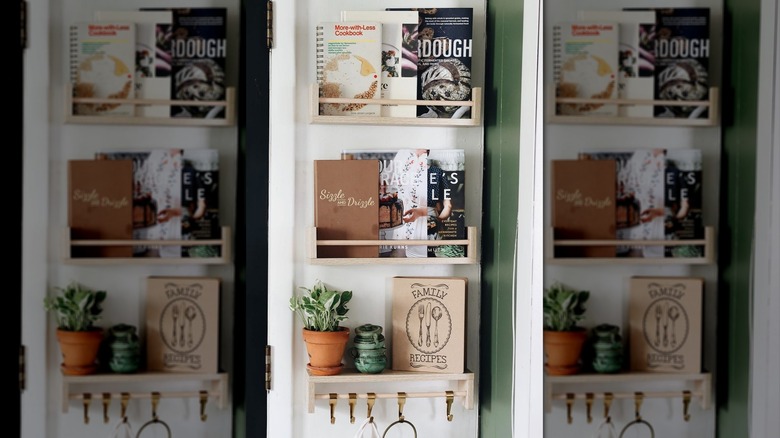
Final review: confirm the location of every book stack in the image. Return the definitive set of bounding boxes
[317,8,474,120]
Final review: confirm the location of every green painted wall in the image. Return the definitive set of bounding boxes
[718,1,760,436]
[480,0,524,436]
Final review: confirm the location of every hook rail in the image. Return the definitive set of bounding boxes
[314,391,468,401]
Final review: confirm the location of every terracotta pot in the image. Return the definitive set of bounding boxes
[543,329,588,375]
[302,327,350,375]
[56,328,104,375]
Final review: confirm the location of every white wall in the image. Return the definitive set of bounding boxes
[267,0,486,436]
[23,1,240,437]
[750,0,780,434]
[543,1,721,437]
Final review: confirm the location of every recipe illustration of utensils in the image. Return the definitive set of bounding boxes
[432,306,442,347]
[425,302,432,347]
[172,304,180,347]
[418,305,425,347]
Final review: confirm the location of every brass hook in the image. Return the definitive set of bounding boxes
[102,393,111,424]
[82,393,91,424]
[348,393,357,424]
[151,392,161,420]
[397,392,407,421]
[683,390,692,422]
[120,393,129,422]
[603,392,613,422]
[200,390,208,422]
[585,393,594,424]
[329,393,337,424]
[445,391,454,422]
[634,392,644,420]
[565,393,574,424]
[366,392,376,421]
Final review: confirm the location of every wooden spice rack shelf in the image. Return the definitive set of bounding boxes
[62,226,232,265]
[546,226,715,265]
[544,372,712,413]
[308,226,479,265]
[306,369,475,414]
[309,84,482,127]
[547,86,719,127]
[61,372,229,414]
[65,84,236,127]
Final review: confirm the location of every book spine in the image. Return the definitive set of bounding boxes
[315,25,324,85]
[69,25,79,84]
[552,24,562,86]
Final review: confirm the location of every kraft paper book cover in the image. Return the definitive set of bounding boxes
[146,277,220,373]
[314,160,379,258]
[551,159,617,258]
[70,22,136,116]
[392,276,467,373]
[68,160,134,258]
[629,276,703,373]
[316,22,382,116]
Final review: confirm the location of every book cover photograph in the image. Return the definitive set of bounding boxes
[579,149,666,258]
[316,21,382,116]
[146,277,221,373]
[145,7,227,118]
[68,160,133,258]
[629,276,703,373]
[427,149,466,258]
[313,160,379,258]
[665,149,703,257]
[391,8,473,119]
[653,8,710,119]
[70,22,136,116]
[340,10,419,117]
[392,277,467,373]
[551,159,617,258]
[94,10,173,118]
[576,10,656,117]
[553,22,619,116]
[341,149,429,258]
[182,149,220,258]
[97,149,183,258]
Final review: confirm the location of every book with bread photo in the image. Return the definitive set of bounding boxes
[553,21,619,116]
[69,22,136,116]
[551,159,617,258]
[316,22,382,116]
[68,160,134,258]
[314,159,379,258]
[340,10,419,117]
[577,10,656,117]
[341,149,429,258]
[94,10,173,118]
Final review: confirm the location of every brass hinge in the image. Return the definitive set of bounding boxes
[20,1,27,49]
[265,345,271,391]
[266,1,273,50]
[19,345,26,392]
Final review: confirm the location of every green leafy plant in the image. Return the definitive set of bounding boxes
[543,282,589,331]
[289,280,352,332]
[44,282,107,331]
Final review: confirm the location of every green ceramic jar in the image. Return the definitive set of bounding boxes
[591,324,623,374]
[108,324,141,374]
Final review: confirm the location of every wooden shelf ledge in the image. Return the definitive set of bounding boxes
[309,83,482,127]
[62,226,232,265]
[544,372,711,412]
[65,85,236,126]
[546,226,715,265]
[61,372,229,413]
[308,226,479,265]
[306,369,475,413]
[547,86,719,127]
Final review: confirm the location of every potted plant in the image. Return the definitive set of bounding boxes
[44,282,107,375]
[289,280,352,376]
[543,282,589,375]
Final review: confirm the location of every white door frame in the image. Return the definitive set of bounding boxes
[751,0,780,435]
[513,0,544,436]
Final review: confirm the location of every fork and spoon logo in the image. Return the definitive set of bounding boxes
[643,298,688,354]
[408,298,450,354]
